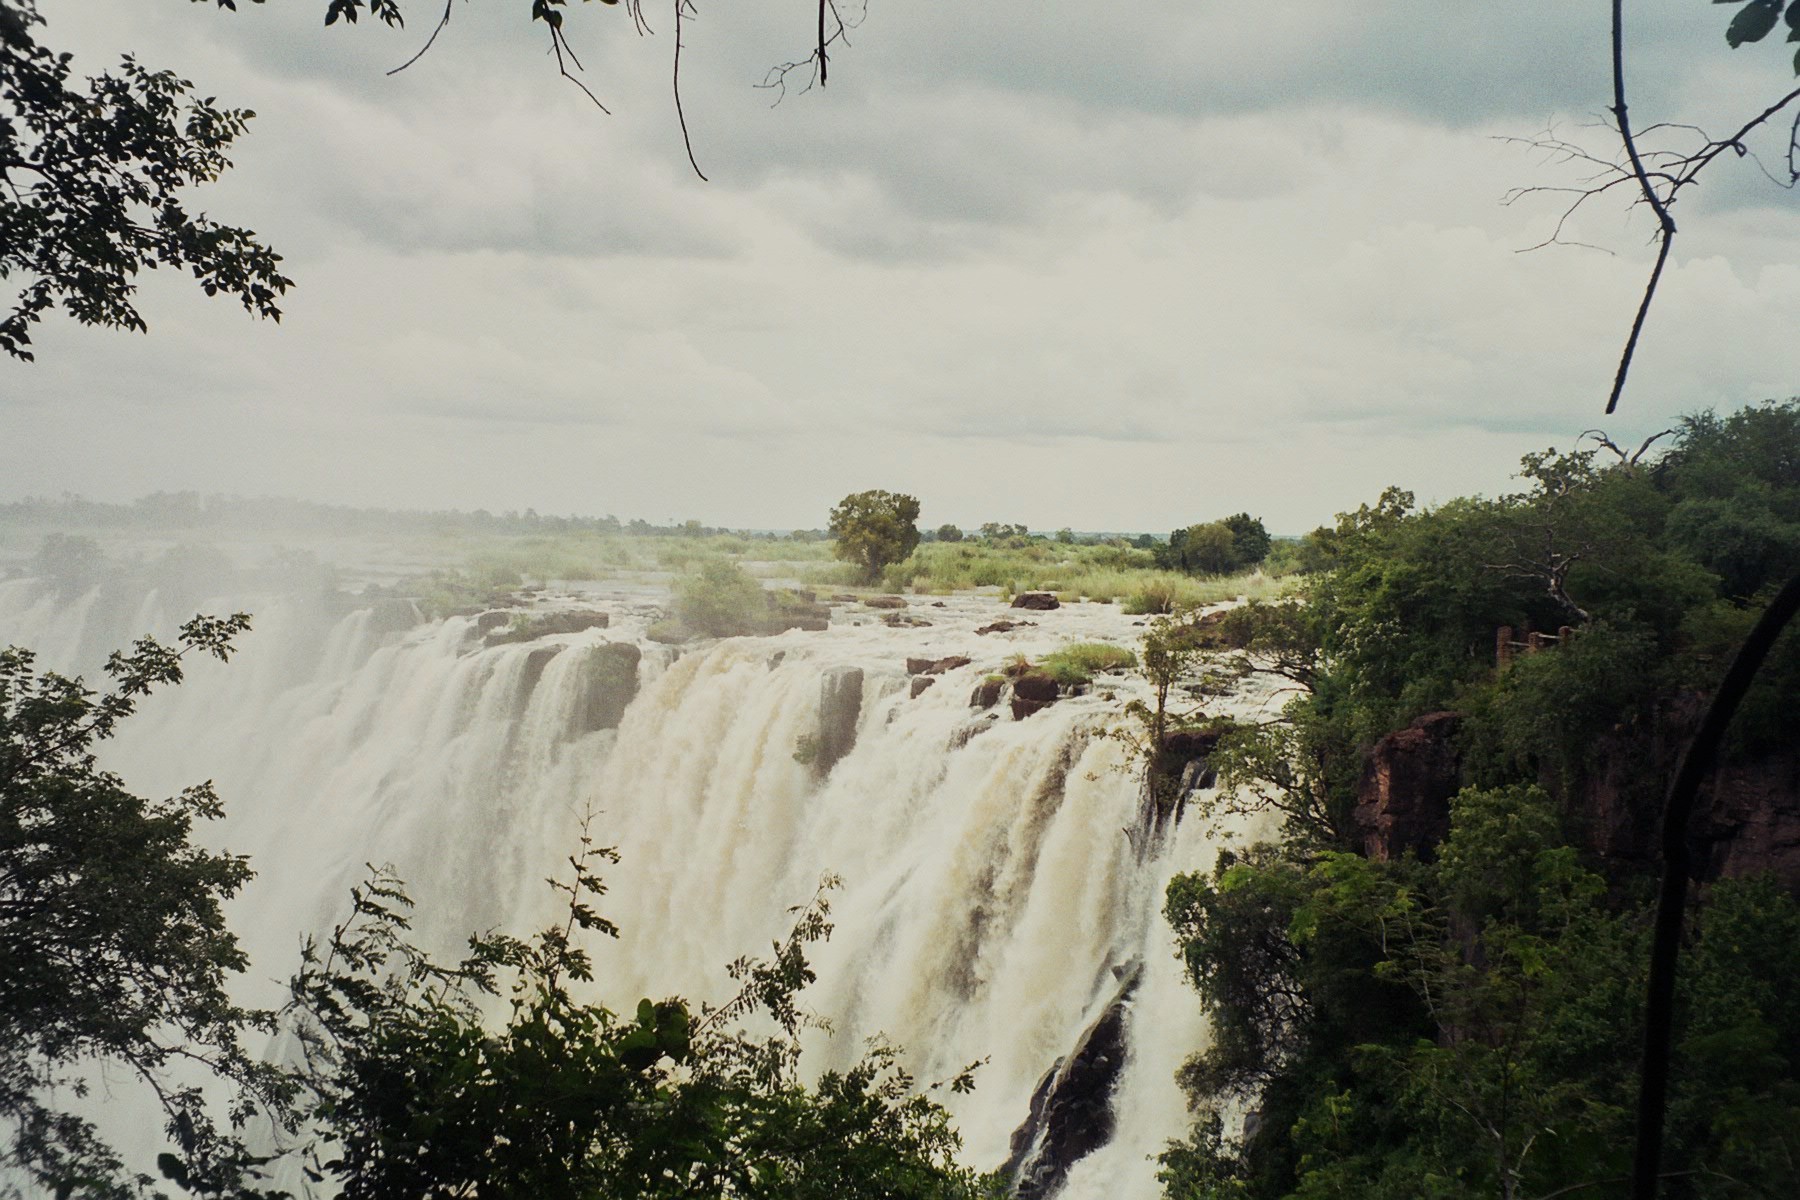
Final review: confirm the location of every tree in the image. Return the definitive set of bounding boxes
[1222,513,1272,570]
[935,524,964,544]
[0,613,294,1198]
[0,1,290,360]
[828,490,920,584]
[1155,515,1272,576]
[287,848,1002,1200]
[0,0,858,358]
[1159,522,1237,576]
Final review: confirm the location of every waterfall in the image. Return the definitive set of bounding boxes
[1,576,1277,1198]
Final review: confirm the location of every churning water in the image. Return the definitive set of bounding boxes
[1,576,1277,1198]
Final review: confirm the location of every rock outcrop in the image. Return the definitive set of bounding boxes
[970,677,1006,709]
[1011,592,1061,611]
[910,675,937,699]
[863,595,909,610]
[485,609,610,647]
[1693,754,1800,891]
[816,666,864,775]
[518,645,561,696]
[1353,711,1462,862]
[1003,963,1142,1199]
[976,619,1035,635]
[569,642,641,735]
[1577,696,1800,892]
[1010,671,1060,720]
[906,655,971,676]
[1353,702,1800,892]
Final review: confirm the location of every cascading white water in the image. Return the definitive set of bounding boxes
[1,573,1277,1198]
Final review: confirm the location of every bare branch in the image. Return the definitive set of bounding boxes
[387,0,455,76]
[549,24,610,115]
[672,0,705,180]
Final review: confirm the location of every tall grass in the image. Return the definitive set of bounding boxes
[439,533,838,585]
[431,530,1295,608]
[866,540,1294,608]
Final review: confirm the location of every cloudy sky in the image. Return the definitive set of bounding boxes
[5,1,1800,533]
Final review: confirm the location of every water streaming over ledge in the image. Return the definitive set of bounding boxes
[1,577,1280,1198]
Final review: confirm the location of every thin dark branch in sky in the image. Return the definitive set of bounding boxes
[387,0,455,76]
[673,0,706,180]
[1605,0,1678,417]
[549,25,610,114]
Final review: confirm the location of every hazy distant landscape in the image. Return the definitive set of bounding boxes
[7,2,1800,1199]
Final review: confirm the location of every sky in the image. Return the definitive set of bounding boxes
[5,0,1800,534]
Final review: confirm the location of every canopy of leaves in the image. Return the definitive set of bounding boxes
[0,1,292,359]
[287,851,1002,1200]
[0,613,293,1199]
[828,490,922,584]
[1158,514,1272,576]
[1159,400,1800,1198]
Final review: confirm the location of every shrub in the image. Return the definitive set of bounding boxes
[1123,579,1181,614]
[1041,642,1137,686]
[674,560,767,637]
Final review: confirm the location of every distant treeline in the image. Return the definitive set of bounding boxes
[0,493,804,540]
[0,493,1202,548]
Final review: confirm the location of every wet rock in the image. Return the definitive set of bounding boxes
[475,610,512,633]
[1003,964,1142,1199]
[976,619,1035,635]
[367,598,423,636]
[883,612,931,628]
[485,609,611,647]
[970,677,1006,709]
[864,595,909,610]
[1010,671,1061,720]
[907,654,972,675]
[1011,592,1061,611]
[570,642,641,735]
[910,676,937,699]
[816,666,864,775]
[519,645,561,695]
[948,717,997,750]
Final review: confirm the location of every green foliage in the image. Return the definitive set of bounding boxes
[1160,515,1273,576]
[869,534,1284,606]
[288,849,1004,1200]
[1717,0,1800,65]
[1165,786,1800,1199]
[1,614,295,1198]
[404,565,525,619]
[674,558,769,637]
[829,491,923,584]
[0,1,291,359]
[1039,641,1136,687]
[1162,402,1800,1198]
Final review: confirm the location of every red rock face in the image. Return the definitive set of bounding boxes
[1691,755,1800,892]
[1352,699,1800,894]
[1353,712,1463,862]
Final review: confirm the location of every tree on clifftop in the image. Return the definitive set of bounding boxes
[829,490,921,584]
